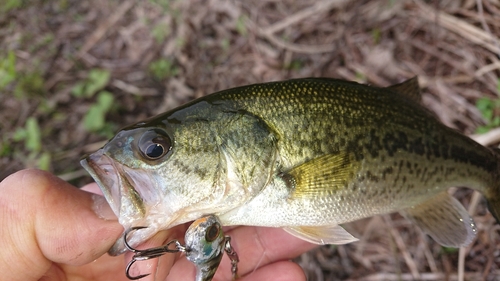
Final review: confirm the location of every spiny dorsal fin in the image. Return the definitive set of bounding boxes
[287,151,361,198]
[284,225,358,245]
[401,191,477,247]
[386,77,421,103]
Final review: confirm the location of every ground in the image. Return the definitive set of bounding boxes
[1,0,499,280]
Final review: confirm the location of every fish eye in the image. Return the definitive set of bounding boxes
[138,129,172,160]
[205,223,221,242]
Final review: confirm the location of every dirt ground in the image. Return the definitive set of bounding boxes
[1,0,500,280]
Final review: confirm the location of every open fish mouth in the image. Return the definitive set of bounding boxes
[81,149,167,255]
[81,149,124,216]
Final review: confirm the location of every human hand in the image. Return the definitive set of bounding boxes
[0,169,316,281]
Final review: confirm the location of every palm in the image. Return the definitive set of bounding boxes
[0,170,314,281]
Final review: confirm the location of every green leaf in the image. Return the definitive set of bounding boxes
[86,69,110,97]
[149,59,178,80]
[37,152,51,171]
[1,0,22,12]
[83,91,115,132]
[72,69,111,98]
[492,116,500,127]
[372,28,381,44]
[152,22,170,44]
[25,117,41,153]
[0,51,16,89]
[71,82,86,97]
[476,97,493,121]
[13,128,27,141]
[96,90,114,112]
[0,137,12,157]
[441,246,458,254]
[83,106,104,132]
[475,126,491,134]
[236,16,247,36]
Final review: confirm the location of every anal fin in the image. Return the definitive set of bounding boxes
[284,225,358,245]
[402,191,477,247]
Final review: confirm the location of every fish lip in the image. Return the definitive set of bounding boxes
[80,150,122,216]
[81,150,161,255]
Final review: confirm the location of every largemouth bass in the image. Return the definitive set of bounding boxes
[81,77,500,254]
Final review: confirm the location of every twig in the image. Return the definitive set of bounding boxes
[475,61,500,77]
[250,0,348,54]
[111,79,158,96]
[383,216,421,280]
[262,0,347,35]
[415,0,500,55]
[470,127,500,148]
[475,0,500,57]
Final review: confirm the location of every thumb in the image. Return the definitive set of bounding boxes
[0,169,123,281]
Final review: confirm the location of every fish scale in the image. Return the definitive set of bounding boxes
[81,77,500,255]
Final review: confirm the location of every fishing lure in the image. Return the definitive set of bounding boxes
[124,215,238,281]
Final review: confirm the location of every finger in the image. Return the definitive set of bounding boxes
[237,260,306,281]
[220,226,316,277]
[81,183,116,220]
[59,252,127,281]
[0,169,123,280]
[123,225,188,281]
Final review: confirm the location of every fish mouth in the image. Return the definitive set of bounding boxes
[81,150,124,216]
[81,149,164,255]
[80,149,150,223]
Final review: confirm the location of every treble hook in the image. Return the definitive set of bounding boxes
[124,227,184,280]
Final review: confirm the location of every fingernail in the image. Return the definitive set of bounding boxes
[91,194,117,220]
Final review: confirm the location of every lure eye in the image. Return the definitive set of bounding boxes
[139,129,172,160]
[205,223,221,242]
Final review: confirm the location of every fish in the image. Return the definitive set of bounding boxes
[184,215,233,281]
[81,77,500,255]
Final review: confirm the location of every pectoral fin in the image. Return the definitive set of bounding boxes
[287,152,360,198]
[402,191,477,247]
[284,225,358,245]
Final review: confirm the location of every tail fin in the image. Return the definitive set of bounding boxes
[486,148,500,223]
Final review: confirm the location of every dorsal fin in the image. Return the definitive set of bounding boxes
[386,77,421,103]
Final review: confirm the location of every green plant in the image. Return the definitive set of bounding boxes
[72,68,111,98]
[14,70,45,98]
[235,15,247,36]
[371,28,381,44]
[149,0,171,12]
[441,246,458,254]
[285,59,304,71]
[152,22,170,44]
[13,117,41,153]
[83,91,115,133]
[475,96,500,134]
[149,58,179,80]
[1,0,23,13]
[12,117,51,170]
[0,51,17,90]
